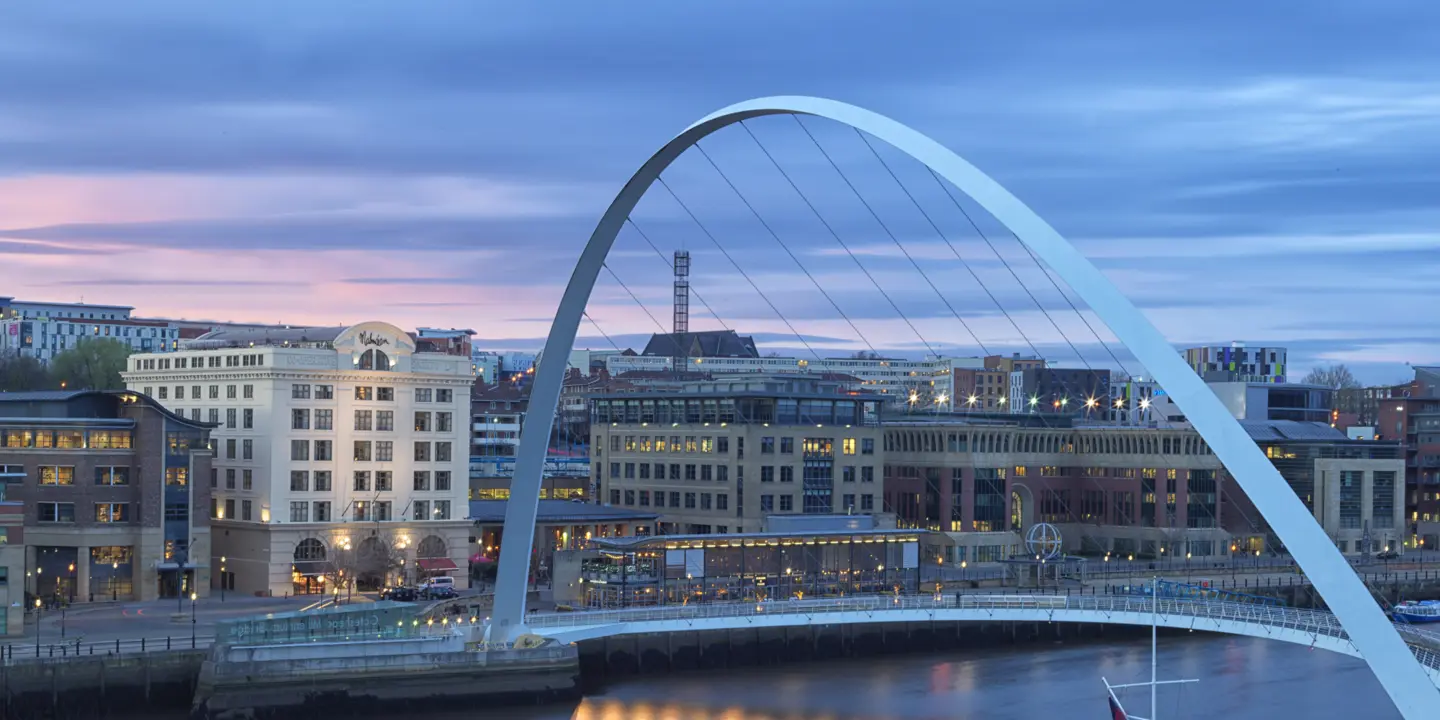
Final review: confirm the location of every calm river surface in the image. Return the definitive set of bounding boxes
[461,634,1399,720]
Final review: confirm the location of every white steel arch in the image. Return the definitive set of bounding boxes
[489,96,1439,717]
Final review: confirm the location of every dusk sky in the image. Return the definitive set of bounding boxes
[2,2,1437,382]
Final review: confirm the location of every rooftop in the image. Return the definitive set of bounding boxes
[642,330,759,359]
[186,325,348,349]
[1238,419,1352,442]
[467,500,658,524]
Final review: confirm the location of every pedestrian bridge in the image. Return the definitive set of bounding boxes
[519,594,1440,685]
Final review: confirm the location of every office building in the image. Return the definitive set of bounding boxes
[121,321,473,597]
[1005,367,1112,418]
[0,298,180,361]
[591,376,886,534]
[1206,382,1333,423]
[0,390,214,606]
[1377,367,1440,544]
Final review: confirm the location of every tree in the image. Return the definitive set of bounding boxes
[1302,364,1360,390]
[850,350,883,360]
[0,354,55,392]
[50,339,132,390]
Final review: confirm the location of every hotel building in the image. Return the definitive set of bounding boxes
[122,322,473,597]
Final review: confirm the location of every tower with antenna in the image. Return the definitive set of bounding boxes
[672,250,690,373]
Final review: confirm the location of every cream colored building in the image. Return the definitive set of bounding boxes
[122,321,473,597]
[591,377,887,534]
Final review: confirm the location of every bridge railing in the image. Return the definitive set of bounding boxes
[524,593,1440,672]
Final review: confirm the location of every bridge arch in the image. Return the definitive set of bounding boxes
[489,96,1438,717]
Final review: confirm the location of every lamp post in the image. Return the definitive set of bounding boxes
[33,598,41,655]
[111,561,119,601]
[189,592,197,648]
[67,562,75,604]
[220,557,226,602]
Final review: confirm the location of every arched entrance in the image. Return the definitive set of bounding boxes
[1010,484,1035,533]
[292,538,328,595]
[415,535,458,584]
[354,536,391,592]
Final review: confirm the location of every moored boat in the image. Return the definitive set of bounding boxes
[1391,600,1440,623]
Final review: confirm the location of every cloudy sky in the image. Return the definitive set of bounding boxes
[2,2,1436,382]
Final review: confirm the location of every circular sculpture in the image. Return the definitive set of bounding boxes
[1025,522,1063,561]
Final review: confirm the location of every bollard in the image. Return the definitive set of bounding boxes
[116,639,120,654]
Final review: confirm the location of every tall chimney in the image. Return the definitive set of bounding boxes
[673,250,690,373]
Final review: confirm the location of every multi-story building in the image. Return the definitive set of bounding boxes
[1183,342,1287,383]
[591,376,886,534]
[1335,383,1414,428]
[0,298,181,361]
[1106,377,1160,426]
[1206,382,1333,423]
[1377,367,1440,545]
[881,416,1402,559]
[951,368,1009,411]
[471,382,527,459]
[0,389,213,607]
[1005,367,1113,418]
[121,321,473,597]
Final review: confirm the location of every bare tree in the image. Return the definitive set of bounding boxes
[1302,364,1360,390]
[850,350,883,360]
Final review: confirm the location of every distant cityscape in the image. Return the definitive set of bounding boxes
[0,287,1435,624]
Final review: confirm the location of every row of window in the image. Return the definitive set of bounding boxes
[609,488,730,511]
[346,410,453,432]
[0,429,133,450]
[136,353,262,371]
[350,386,454,403]
[288,469,453,492]
[350,440,454,462]
[35,501,188,523]
[603,435,875,457]
[281,498,452,523]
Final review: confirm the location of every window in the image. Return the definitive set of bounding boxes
[353,441,372,461]
[290,502,309,522]
[414,442,431,462]
[209,385,220,399]
[243,409,254,429]
[355,386,373,401]
[243,385,253,400]
[175,385,185,400]
[376,440,393,462]
[654,492,665,507]
[780,437,794,454]
[842,438,857,456]
[415,412,432,432]
[861,438,875,455]
[292,384,311,399]
[291,439,310,461]
[377,410,394,431]
[38,502,75,523]
[95,466,129,486]
[437,412,452,432]
[415,388,433,402]
[226,439,236,459]
[842,494,856,511]
[376,471,392,491]
[761,466,775,482]
[609,489,621,505]
[355,410,373,431]
[225,468,236,489]
[242,469,253,490]
[377,387,394,401]
[413,500,429,520]
[624,490,635,506]
[354,502,368,522]
[292,409,310,430]
[224,498,236,520]
[861,495,874,511]
[165,468,188,486]
[842,466,856,483]
[227,385,236,399]
[639,490,651,506]
[375,501,392,521]
[862,467,875,483]
[761,495,774,512]
[717,494,728,511]
[353,471,370,492]
[414,471,430,491]
[36,466,74,485]
[290,471,309,492]
[717,437,729,454]
[780,495,793,512]
[226,408,236,428]
[436,471,451,491]
[242,500,252,521]
[670,491,681,507]
[315,385,334,400]
[96,503,130,523]
[314,471,332,491]
[685,492,697,509]
[780,466,794,483]
[315,440,333,461]
[158,387,168,400]
[436,442,452,462]
[761,437,775,454]
[242,439,253,460]
[314,501,331,522]
[316,409,333,430]
[437,389,453,403]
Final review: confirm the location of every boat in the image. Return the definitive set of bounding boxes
[1102,577,1199,719]
[1390,600,1440,623]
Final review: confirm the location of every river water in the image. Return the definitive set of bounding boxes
[463,634,1399,720]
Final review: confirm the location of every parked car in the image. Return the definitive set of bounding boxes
[425,586,458,600]
[386,586,420,602]
[1377,549,1401,560]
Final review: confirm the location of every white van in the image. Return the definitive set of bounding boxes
[422,576,454,591]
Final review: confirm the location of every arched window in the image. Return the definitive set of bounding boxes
[359,349,391,371]
[294,538,327,562]
[417,535,447,559]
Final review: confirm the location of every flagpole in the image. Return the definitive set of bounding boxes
[1151,575,1158,720]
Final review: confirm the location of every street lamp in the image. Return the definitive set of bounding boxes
[190,592,197,648]
[67,562,76,604]
[111,561,119,602]
[220,557,227,602]
[33,598,41,655]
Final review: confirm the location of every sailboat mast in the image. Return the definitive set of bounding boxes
[1151,575,1159,720]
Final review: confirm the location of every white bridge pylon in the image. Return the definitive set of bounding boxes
[487,96,1440,718]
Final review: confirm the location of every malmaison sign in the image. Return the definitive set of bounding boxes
[358,331,390,348]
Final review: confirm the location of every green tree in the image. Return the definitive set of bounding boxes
[50,340,133,390]
[0,354,56,392]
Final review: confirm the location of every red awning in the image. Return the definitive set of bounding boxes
[416,557,459,572]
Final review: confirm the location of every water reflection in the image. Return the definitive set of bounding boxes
[466,635,1397,720]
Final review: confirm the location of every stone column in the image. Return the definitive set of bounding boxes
[76,546,90,602]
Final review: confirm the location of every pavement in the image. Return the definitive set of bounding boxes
[24,595,319,646]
